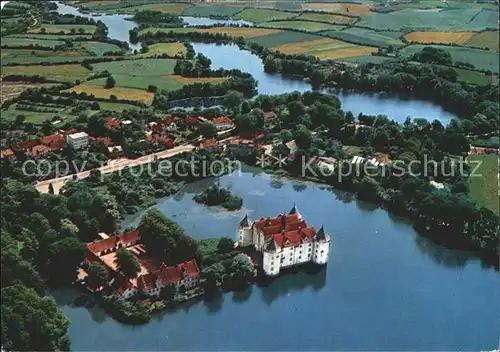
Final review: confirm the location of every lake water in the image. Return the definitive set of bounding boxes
[54,1,142,51]
[181,16,253,27]
[191,42,458,124]
[56,169,499,351]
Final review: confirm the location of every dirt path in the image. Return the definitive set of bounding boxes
[36,144,195,194]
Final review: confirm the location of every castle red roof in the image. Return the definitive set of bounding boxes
[253,213,316,248]
[138,273,156,291]
[86,230,141,255]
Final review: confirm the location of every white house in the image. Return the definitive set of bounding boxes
[237,205,330,276]
[66,132,89,150]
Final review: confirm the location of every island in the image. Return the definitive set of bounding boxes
[193,182,243,210]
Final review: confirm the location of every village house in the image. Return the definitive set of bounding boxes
[211,116,233,130]
[66,132,89,150]
[107,145,124,158]
[237,205,330,276]
[40,133,67,150]
[263,111,278,123]
[199,138,221,152]
[107,119,120,129]
[227,138,255,158]
[0,148,15,160]
[137,260,200,298]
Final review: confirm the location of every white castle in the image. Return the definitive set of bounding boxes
[237,205,330,276]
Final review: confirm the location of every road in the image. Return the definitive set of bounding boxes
[36,144,195,194]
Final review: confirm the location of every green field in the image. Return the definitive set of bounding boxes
[248,30,324,48]
[321,27,405,48]
[182,4,244,17]
[1,103,74,124]
[296,12,355,24]
[463,31,499,51]
[400,45,499,72]
[2,64,90,82]
[91,58,177,76]
[357,8,498,31]
[467,154,499,215]
[30,24,97,34]
[260,20,344,32]
[138,42,187,57]
[7,33,92,40]
[1,37,65,48]
[233,8,295,23]
[75,41,123,56]
[108,2,190,13]
[1,55,111,66]
[341,55,398,64]
[93,101,140,112]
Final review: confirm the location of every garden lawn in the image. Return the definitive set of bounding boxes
[296,12,355,24]
[2,64,90,82]
[400,45,499,72]
[260,20,345,32]
[467,154,499,215]
[91,59,178,76]
[65,84,154,103]
[272,38,377,60]
[233,8,295,23]
[29,24,97,34]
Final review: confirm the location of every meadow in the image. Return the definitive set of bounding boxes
[2,64,90,82]
[87,74,227,92]
[302,2,373,14]
[7,33,92,40]
[91,59,178,76]
[296,12,355,24]
[91,101,140,112]
[65,84,154,103]
[272,38,377,60]
[467,154,499,215]
[464,31,499,51]
[1,103,74,123]
[322,27,405,48]
[1,55,100,66]
[139,42,187,57]
[248,30,323,48]
[357,8,498,31]
[29,24,97,34]
[400,45,499,72]
[181,4,244,17]
[260,20,344,32]
[233,8,295,23]
[341,55,397,64]
[1,37,65,49]
[75,41,123,56]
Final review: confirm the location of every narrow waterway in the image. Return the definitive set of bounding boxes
[56,169,499,351]
[181,16,253,27]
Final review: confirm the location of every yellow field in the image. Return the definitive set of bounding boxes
[273,38,377,60]
[302,3,372,14]
[169,76,228,85]
[2,64,89,82]
[404,31,475,44]
[297,12,355,24]
[140,42,187,57]
[464,31,499,51]
[65,84,154,103]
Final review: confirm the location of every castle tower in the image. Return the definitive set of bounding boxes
[312,225,330,265]
[289,204,302,220]
[237,215,253,247]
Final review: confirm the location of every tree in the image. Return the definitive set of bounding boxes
[86,262,109,290]
[15,114,25,126]
[217,237,234,253]
[48,183,54,194]
[223,90,244,114]
[294,125,312,150]
[159,284,177,301]
[48,237,84,285]
[279,129,293,143]
[1,285,70,351]
[199,122,217,139]
[105,76,116,89]
[115,248,140,278]
[40,27,46,33]
[226,254,254,289]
